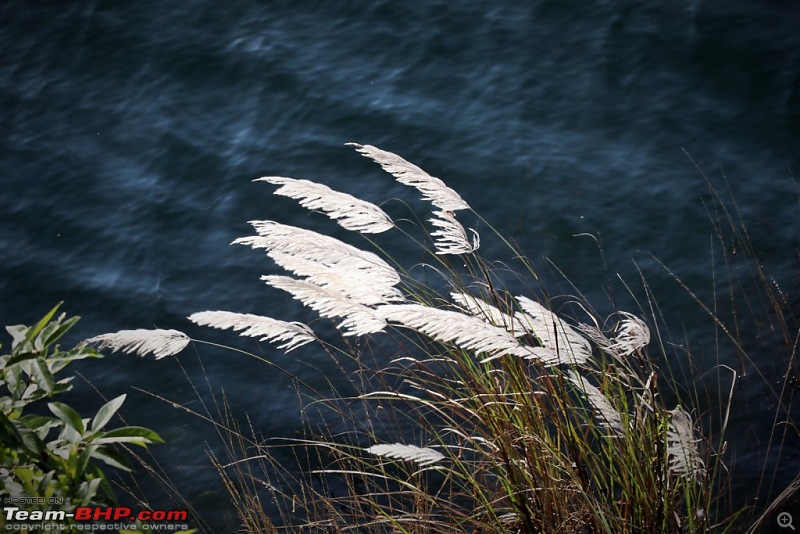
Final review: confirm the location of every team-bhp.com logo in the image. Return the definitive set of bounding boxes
[72,508,187,522]
[3,505,190,531]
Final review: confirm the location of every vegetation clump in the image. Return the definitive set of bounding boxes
[1,304,163,514]
[85,144,754,532]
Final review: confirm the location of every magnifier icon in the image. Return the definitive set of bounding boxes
[779,512,796,530]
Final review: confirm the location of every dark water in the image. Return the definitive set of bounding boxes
[2,1,798,529]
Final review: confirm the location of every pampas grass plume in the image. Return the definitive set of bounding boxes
[263,275,387,336]
[567,371,625,436]
[516,296,592,365]
[667,407,706,479]
[347,143,471,212]
[429,210,480,255]
[365,443,445,467]
[82,329,190,359]
[188,311,315,352]
[257,176,394,234]
[377,303,531,361]
[235,220,401,288]
[450,290,527,337]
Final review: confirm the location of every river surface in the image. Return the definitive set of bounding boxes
[1,1,797,530]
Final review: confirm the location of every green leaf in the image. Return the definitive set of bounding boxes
[48,402,85,435]
[90,446,133,472]
[21,413,58,430]
[51,382,74,396]
[20,384,49,404]
[24,303,63,348]
[50,346,103,363]
[11,466,36,489]
[3,415,47,457]
[74,449,92,480]
[84,463,117,505]
[27,358,55,395]
[38,315,80,351]
[5,350,40,366]
[5,365,25,399]
[94,426,164,446]
[92,394,126,432]
[0,410,26,448]
[6,324,29,352]
[0,470,24,497]
[75,476,103,504]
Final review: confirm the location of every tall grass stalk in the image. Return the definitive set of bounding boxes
[84,144,796,532]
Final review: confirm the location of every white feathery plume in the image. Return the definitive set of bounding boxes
[268,251,404,306]
[577,313,650,365]
[450,291,527,337]
[429,210,480,255]
[377,303,530,361]
[263,275,386,336]
[567,371,625,437]
[667,408,706,478]
[188,311,315,352]
[234,220,401,288]
[523,346,568,366]
[574,323,613,355]
[611,312,651,358]
[347,143,471,212]
[82,329,190,360]
[257,177,394,234]
[515,296,592,365]
[365,443,444,467]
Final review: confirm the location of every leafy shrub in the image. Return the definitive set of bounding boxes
[0,303,163,511]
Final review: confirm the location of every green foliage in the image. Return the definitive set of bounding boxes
[0,303,163,511]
